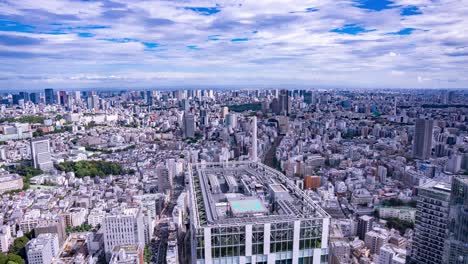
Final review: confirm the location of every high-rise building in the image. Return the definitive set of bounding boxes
[157,164,172,194]
[103,208,146,260]
[45,88,55,105]
[251,116,257,162]
[411,181,450,264]
[225,113,237,129]
[412,119,434,160]
[146,90,153,105]
[357,215,374,240]
[444,176,468,263]
[30,138,53,171]
[30,93,41,104]
[183,112,195,138]
[188,161,330,264]
[26,233,59,264]
[0,225,11,253]
[278,89,291,115]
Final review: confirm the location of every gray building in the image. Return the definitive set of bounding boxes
[444,176,468,264]
[412,119,434,160]
[187,161,330,264]
[183,112,195,138]
[26,233,59,264]
[411,181,451,264]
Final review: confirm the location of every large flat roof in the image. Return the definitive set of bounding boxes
[188,161,329,228]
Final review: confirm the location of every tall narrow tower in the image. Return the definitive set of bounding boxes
[251,116,257,162]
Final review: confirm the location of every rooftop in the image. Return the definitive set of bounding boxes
[188,161,329,227]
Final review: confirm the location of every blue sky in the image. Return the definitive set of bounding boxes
[0,0,467,89]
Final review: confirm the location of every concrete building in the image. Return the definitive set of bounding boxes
[187,161,330,264]
[411,181,451,264]
[444,176,468,264]
[103,208,146,259]
[45,88,55,105]
[412,119,434,160]
[357,215,374,240]
[26,233,59,264]
[183,112,195,138]
[251,116,258,162]
[0,170,23,194]
[109,245,144,264]
[0,225,11,253]
[378,244,406,264]
[31,138,53,171]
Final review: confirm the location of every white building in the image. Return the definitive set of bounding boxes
[88,208,106,227]
[379,207,416,222]
[109,245,143,264]
[0,170,23,194]
[379,243,406,264]
[0,225,12,253]
[26,233,59,264]
[103,208,145,259]
[30,138,53,171]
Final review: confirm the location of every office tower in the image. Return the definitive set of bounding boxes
[199,109,208,128]
[146,90,153,105]
[26,233,59,264]
[304,91,312,104]
[59,91,68,106]
[412,119,434,160]
[45,88,54,105]
[444,176,468,263]
[19,91,30,102]
[225,113,237,129]
[157,164,172,194]
[183,112,195,138]
[188,162,330,264]
[73,91,81,102]
[411,181,450,264]
[30,93,40,104]
[30,138,53,171]
[357,215,374,240]
[87,94,100,111]
[103,208,146,259]
[279,89,291,115]
[251,116,258,162]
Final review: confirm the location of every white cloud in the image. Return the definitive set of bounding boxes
[0,0,466,89]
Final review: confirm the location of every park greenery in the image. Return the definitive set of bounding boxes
[6,164,43,191]
[381,198,417,208]
[385,217,415,234]
[0,115,45,124]
[55,160,132,178]
[0,253,25,264]
[226,103,262,112]
[66,223,93,234]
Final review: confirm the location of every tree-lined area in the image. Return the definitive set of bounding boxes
[55,160,132,177]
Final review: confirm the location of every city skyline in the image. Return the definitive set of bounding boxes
[0,0,467,90]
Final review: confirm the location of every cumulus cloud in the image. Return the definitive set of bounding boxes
[0,0,467,89]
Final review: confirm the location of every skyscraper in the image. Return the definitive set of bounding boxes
[278,89,291,115]
[251,116,258,162]
[44,88,54,105]
[412,119,434,160]
[444,176,468,263]
[183,112,195,138]
[30,138,53,171]
[411,181,451,264]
